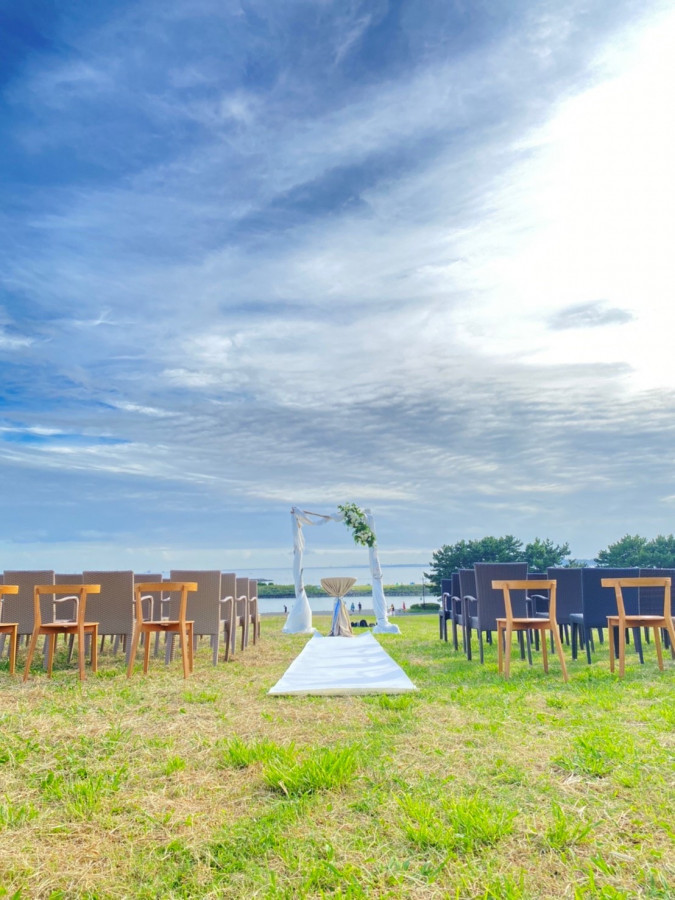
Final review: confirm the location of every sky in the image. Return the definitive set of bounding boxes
[2,0,675,575]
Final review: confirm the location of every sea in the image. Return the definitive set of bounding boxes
[233,563,436,614]
[234,562,429,587]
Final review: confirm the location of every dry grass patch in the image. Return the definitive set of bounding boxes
[0,615,673,898]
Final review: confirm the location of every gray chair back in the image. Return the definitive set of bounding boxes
[169,570,222,635]
[82,571,135,637]
[134,574,163,619]
[458,568,476,603]
[473,562,528,631]
[546,567,583,625]
[581,568,639,626]
[3,571,55,635]
[221,573,236,601]
[638,568,675,615]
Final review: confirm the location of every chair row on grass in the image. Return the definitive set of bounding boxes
[438,563,675,679]
[0,569,261,680]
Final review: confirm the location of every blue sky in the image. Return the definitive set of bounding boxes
[2,0,675,573]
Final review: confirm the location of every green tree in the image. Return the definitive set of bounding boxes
[596,533,675,568]
[427,534,573,591]
[426,535,524,592]
[642,534,675,567]
[594,534,648,567]
[524,537,570,571]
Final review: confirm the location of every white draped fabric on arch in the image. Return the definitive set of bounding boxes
[283,506,401,635]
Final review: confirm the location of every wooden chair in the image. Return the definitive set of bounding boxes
[0,586,19,674]
[126,581,197,678]
[492,580,568,682]
[601,577,675,677]
[23,584,101,682]
[463,563,528,663]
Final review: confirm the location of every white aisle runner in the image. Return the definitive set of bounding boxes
[269,632,417,696]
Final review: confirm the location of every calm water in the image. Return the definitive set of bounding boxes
[235,563,429,587]
[259,594,435,614]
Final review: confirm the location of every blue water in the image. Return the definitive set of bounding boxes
[235,563,429,587]
[259,594,426,614]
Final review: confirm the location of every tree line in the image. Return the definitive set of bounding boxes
[425,533,675,593]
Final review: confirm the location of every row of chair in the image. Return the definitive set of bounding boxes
[0,569,261,680]
[439,563,675,679]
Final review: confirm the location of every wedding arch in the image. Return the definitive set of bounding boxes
[283,505,401,635]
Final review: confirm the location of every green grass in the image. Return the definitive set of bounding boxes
[0,615,673,898]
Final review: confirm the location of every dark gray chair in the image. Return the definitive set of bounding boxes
[463,563,528,663]
[545,567,583,645]
[439,574,463,649]
[457,568,477,659]
[639,568,675,652]
[571,567,639,663]
[439,577,452,641]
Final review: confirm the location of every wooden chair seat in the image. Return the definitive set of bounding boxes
[493,580,568,682]
[496,617,554,628]
[24,584,101,682]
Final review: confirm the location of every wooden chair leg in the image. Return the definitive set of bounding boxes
[7,627,18,675]
[608,624,616,673]
[23,629,41,682]
[47,633,56,677]
[666,619,675,660]
[143,629,151,673]
[179,625,190,678]
[618,622,626,678]
[91,626,98,673]
[503,624,513,679]
[540,627,548,673]
[551,626,568,682]
[653,626,663,671]
[126,626,142,677]
[77,625,86,681]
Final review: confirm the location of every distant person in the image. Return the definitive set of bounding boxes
[283,605,287,614]
[350,602,355,612]
[358,602,362,612]
[402,601,406,613]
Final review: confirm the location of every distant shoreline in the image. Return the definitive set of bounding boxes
[257,583,432,599]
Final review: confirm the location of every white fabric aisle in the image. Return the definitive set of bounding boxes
[269,632,417,696]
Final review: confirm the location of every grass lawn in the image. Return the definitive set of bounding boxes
[0,615,673,899]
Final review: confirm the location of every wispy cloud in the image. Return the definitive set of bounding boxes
[0,0,673,568]
[550,302,634,330]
